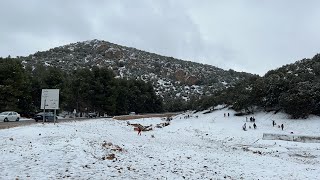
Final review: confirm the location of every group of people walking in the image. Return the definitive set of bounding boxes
[242,119,285,131]
[242,122,257,131]
[221,112,287,132]
[242,116,257,131]
[245,116,256,122]
[273,120,284,130]
[243,119,284,131]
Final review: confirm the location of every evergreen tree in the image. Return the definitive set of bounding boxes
[0,58,28,112]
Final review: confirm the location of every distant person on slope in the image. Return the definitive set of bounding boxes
[242,123,247,131]
[253,123,257,129]
[281,124,284,131]
[138,127,142,135]
[272,120,276,127]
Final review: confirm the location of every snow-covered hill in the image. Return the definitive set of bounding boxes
[1,109,319,179]
[18,40,253,100]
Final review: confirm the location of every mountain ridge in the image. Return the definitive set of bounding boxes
[18,39,254,100]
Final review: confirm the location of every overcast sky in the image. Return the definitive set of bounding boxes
[1,0,319,75]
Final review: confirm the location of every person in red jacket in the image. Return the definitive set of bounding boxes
[138,127,142,135]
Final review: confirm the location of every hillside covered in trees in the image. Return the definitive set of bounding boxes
[1,50,320,119]
[18,40,253,101]
[0,57,163,116]
[193,54,320,119]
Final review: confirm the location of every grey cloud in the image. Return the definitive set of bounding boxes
[0,0,320,75]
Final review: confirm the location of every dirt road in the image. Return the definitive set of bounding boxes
[0,120,35,130]
[0,113,180,130]
[0,118,91,130]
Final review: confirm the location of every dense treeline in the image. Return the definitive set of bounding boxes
[2,53,320,119]
[0,57,163,115]
[192,54,320,119]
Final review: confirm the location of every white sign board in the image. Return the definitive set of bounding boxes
[41,89,60,109]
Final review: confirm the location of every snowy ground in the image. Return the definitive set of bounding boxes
[18,118,33,121]
[1,109,320,179]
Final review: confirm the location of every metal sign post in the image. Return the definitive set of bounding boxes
[54,109,57,125]
[43,99,46,124]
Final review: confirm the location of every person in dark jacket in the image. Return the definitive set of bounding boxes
[281,124,284,131]
[253,123,257,129]
[272,120,276,127]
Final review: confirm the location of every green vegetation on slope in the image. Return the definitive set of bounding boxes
[0,57,163,115]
